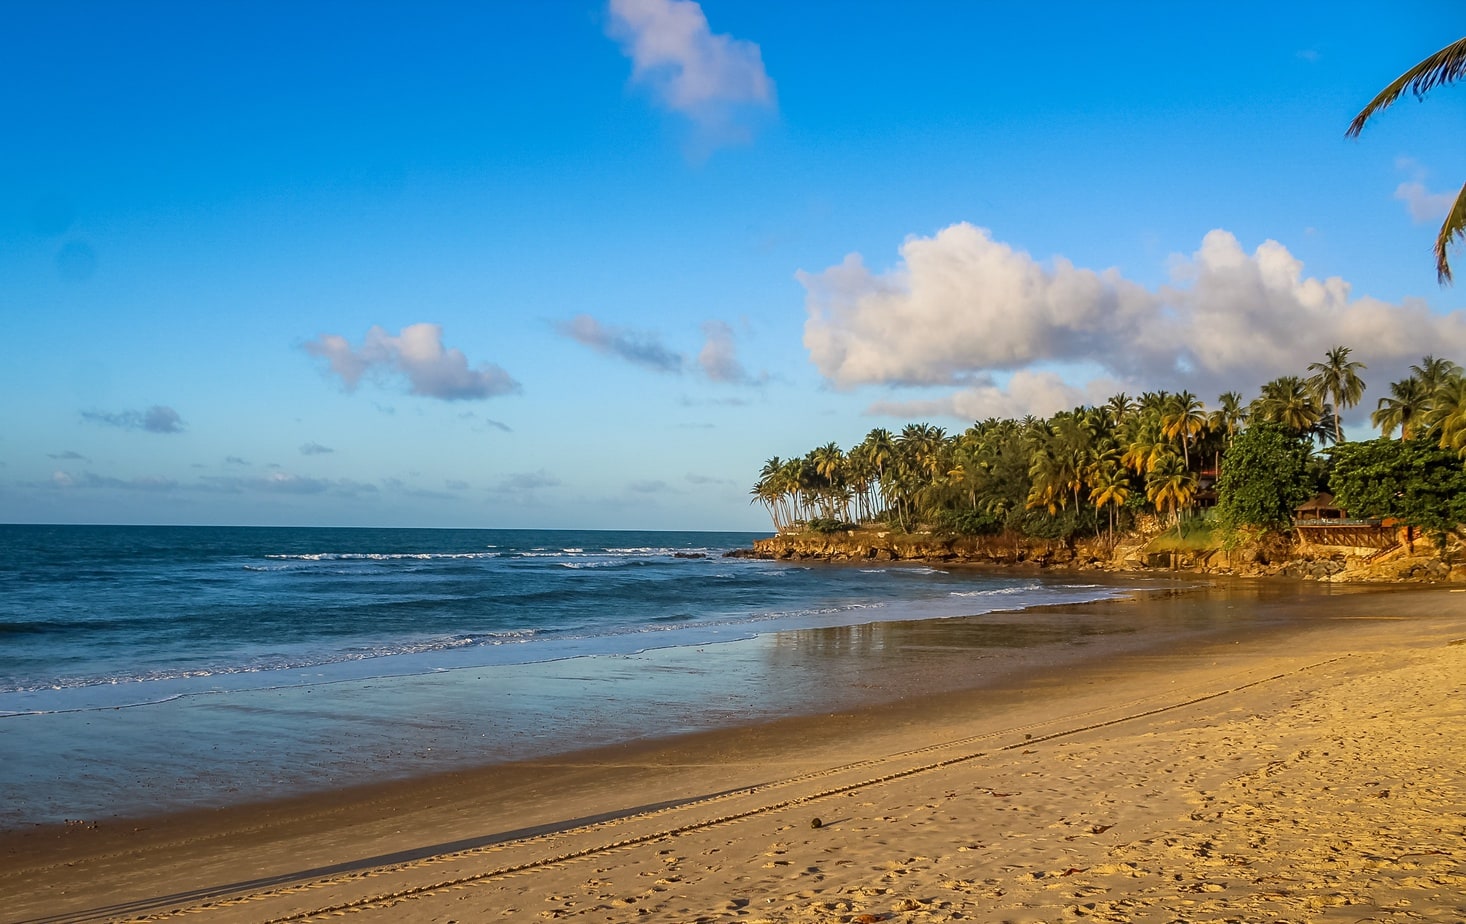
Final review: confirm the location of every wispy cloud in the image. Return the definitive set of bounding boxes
[607,0,775,146]
[50,471,179,491]
[558,313,764,386]
[685,472,733,486]
[304,323,520,401]
[556,314,684,373]
[47,450,89,461]
[200,473,378,496]
[492,470,561,493]
[1393,157,1456,223]
[81,405,185,434]
[697,319,764,384]
[299,442,334,455]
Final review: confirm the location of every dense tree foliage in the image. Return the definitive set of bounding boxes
[1213,425,1316,530]
[1328,436,1466,537]
[751,348,1466,543]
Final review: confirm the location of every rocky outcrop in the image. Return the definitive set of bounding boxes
[726,528,1466,584]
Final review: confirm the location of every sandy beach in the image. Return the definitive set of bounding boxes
[3,583,1464,923]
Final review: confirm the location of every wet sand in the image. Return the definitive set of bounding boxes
[3,581,1464,922]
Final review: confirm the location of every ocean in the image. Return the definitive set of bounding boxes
[0,524,1159,828]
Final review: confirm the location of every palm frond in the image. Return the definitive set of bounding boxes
[1346,36,1466,137]
[1434,181,1466,284]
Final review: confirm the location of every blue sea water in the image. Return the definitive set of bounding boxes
[0,524,1126,716]
[0,524,1157,826]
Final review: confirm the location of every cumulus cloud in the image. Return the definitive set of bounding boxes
[869,371,1118,423]
[801,223,1466,416]
[81,405,185,433]
[607,0,775,142]
[556,314,684,373]
[304,323,520,401]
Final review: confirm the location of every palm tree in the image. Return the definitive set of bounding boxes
[859,428,896,518]
[1347,36,1466,283]
[1371,375,1430,439]
[1412,354,1463,393]
[1425,372,1466,454]
[1251,376,1323,437]
[1104,393,1136,426]
[1088,460,1131,542]
[1208,391,1247,445]
[1146,452,1197,527]
[1161,391,1207,468]
[1306,346,1367,443]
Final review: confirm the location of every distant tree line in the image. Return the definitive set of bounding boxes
[752,350,1466,544]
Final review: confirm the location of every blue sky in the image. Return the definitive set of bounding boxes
[4,1,1466,530]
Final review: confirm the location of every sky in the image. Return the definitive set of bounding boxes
[4,1,1466,531]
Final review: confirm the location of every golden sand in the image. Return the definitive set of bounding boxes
[4,586,1463,923]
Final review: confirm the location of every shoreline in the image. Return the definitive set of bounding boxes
[0,570,1182,830]
[4,582,1463,921]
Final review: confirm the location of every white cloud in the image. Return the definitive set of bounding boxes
[800,223,1466,416]
[304,323,519,401]
[697,319,763,384]
[868,371,1117,422]
[607,0,774,141]
[1392,157,1457,224]
[1394,181,1455,223]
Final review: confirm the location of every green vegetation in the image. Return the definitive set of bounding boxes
[1329,436,1466,541]
[751,348,1466,547]
[1213,424,1316,531]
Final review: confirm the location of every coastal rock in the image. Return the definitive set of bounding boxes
[739,527,1465,584]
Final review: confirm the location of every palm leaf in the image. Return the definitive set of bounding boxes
[1347,36,1466,137]
[1434,181,1466,283]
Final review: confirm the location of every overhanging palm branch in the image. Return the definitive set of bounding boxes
[1437,183,1466,284]
[1348,36,1466,283]
[1346,37,1466,137]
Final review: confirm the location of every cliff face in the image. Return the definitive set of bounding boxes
[731,529,1466,583]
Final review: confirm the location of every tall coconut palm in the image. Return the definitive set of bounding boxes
[1411,354,1463,393]
[1251,376,1323,437]
[1104,393,1136,426]
[1347,36,1466,283]
[857,428,895,518]
[1146,452,1197,527]
[1306,346,1367,443]
[1161,391,1207,468]
[1371,375,1431,439]
[1088,455,1130,542]
[1426,372,1466,455]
